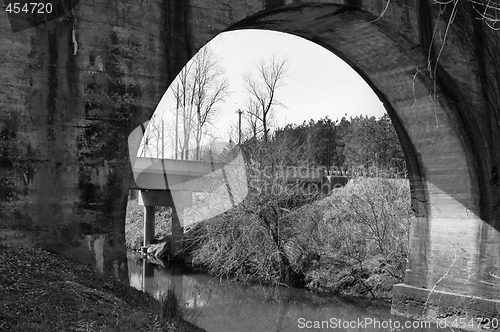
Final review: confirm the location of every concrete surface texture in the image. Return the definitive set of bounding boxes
[0,0,499,327]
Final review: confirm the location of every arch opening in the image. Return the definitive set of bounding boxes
[126,2,498,323]
[127,28,417,303]
[127,27,411,246]
[212,3,498,322]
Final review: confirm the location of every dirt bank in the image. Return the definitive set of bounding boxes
[0,244,203,331]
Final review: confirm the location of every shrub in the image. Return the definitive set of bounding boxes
[317,178,411,278]
[180,164,323,286]
[304,177,412,298]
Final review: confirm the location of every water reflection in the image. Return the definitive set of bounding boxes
[83,233,129,283]
[128,253,445,332]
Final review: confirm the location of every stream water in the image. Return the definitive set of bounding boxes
[127,253,446,332]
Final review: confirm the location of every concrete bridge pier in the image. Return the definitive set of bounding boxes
[139,190,192,257]
[170,191,193,257]
[143,206,156,246]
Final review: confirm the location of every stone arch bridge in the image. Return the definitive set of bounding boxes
[0,0,499,327]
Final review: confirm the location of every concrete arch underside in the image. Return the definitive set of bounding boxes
[0,0,499,327]
[225,4,500,322]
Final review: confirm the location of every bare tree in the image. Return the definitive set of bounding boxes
[139,114,163,157]
[243,55,288,144]
[173,82,182,159]
[244,99,261,140]
[170,47,228,160]
[192,47,229,160]
[172,62,196,160]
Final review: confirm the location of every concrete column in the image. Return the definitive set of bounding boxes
[170,191,192,258]
[143,205,155,246]
[171,207,183,257]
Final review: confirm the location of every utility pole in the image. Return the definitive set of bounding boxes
[237,109,243,145]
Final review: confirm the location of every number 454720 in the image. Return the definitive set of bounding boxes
[5,2,53,14]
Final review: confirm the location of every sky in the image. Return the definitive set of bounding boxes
[153,29,386,143]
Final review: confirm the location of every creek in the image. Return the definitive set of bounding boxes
[127,252,446,332]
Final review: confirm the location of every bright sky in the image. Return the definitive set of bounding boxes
[153,29,386,142]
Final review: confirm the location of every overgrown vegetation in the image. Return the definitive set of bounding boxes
[181,175,411,298]
[177,114,412,297]
[307,177,411,298]
[124,113,414,298]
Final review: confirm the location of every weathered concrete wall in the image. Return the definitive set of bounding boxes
[0,0,499,326]
[0,0,171,278]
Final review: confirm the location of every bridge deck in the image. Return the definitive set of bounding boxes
[130,157,346,191]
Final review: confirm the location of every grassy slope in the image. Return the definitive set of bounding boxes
[0,244,203,332]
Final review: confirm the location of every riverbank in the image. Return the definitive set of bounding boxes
[180,178,411,299]
[125,178,412,300]
[0,244,203,331]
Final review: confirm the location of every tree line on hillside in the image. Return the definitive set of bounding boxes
[267,114,406,176]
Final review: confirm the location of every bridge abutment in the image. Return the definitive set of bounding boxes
[392,285,500,330]
[392,213,500,328]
